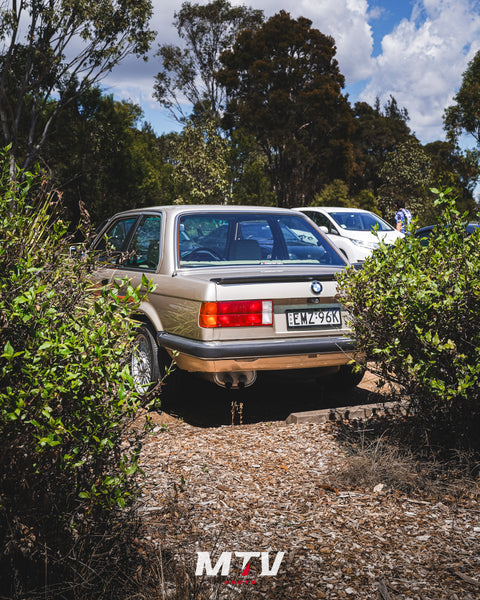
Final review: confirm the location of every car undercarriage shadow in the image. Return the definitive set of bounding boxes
[158,369,389,428]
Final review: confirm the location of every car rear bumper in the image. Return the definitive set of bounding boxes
[157,331,357,373]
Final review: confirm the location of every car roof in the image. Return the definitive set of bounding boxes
[108,205,301,219]
[466,222,480,233]
[295,207,374,214]
[415,225,435,234]
[416,222,480,235]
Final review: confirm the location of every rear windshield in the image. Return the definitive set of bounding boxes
[178,213,346,268]
[328,211,393,232]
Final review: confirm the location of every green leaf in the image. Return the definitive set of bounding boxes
[2,341,14,359]
[38,341,53,351]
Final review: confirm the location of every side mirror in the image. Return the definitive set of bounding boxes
[319,225,329,234]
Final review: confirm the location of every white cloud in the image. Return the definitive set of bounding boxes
[304,0,375,81]
[102,0,480,145]
[244,0,375,81]
[361,0,480,142]
[105,0,376,128]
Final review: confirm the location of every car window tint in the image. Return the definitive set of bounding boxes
[358,212,392,231]
[95,218,136,251]
[277,215,345,265]
[328,211,392,232]
[93,217,136,264]
[125,215,162,270]
[305,211,334,232]
[418,233,431,247]
[180,216,230,259]
[178,213,346,268]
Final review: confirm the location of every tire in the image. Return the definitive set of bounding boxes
[131,325,161,396]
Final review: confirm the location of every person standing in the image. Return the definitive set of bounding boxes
[394,199,412,234]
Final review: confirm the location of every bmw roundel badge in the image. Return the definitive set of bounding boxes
[311,281,323,294]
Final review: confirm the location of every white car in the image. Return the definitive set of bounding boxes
[294,207,403,263]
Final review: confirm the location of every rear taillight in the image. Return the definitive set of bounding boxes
[199,300,273,328]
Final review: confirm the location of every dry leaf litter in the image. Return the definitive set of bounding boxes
[137,381,480,600]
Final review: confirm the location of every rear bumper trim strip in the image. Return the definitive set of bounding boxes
[157,331,355,360]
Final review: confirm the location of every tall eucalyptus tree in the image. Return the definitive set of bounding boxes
[0,0,155,173]
[154,0,263,122]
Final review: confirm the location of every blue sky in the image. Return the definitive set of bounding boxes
[103,0,480,147]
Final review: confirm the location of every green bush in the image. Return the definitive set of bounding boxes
[311,179,353,208]
[0,148,150,597]
[337,188,480,451]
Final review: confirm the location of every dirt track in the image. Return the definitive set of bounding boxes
[135,368,480,599]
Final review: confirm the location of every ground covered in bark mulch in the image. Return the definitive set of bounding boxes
[136,408,480,600]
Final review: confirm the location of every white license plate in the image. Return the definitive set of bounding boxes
[286,308,342,329]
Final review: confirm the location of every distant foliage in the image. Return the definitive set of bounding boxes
[44,89,177,228]
[377,139,433,224]
[338,189,480,451]
[311,179,353,208]
[0,0,154,172]
[355,189,379,213]
[444,49,480,146]
[171,114,231,203]
[0,148,149,597]
[154,0,263,122]
[350,98,413,198]
[424,140,480,221]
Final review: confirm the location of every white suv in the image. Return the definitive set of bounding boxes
[294,207,403,263]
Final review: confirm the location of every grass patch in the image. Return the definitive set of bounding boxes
[329,413,480,503]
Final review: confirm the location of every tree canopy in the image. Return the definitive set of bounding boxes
[444,50,480,146]
[350,97,413,197]
[0,0,474,223]
[377,139,433,223]
[154,0,263,122]
[217,10,354,208]
[0,0,155,172]
[43,88,176,228]
[169,114,231,203]
[424,141,479,219]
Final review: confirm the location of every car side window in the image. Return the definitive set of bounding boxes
[124,215,162,270]
[93,217,137,264]
[180,217,229,260]
[417,232,431,247]
[305,211,335,233]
